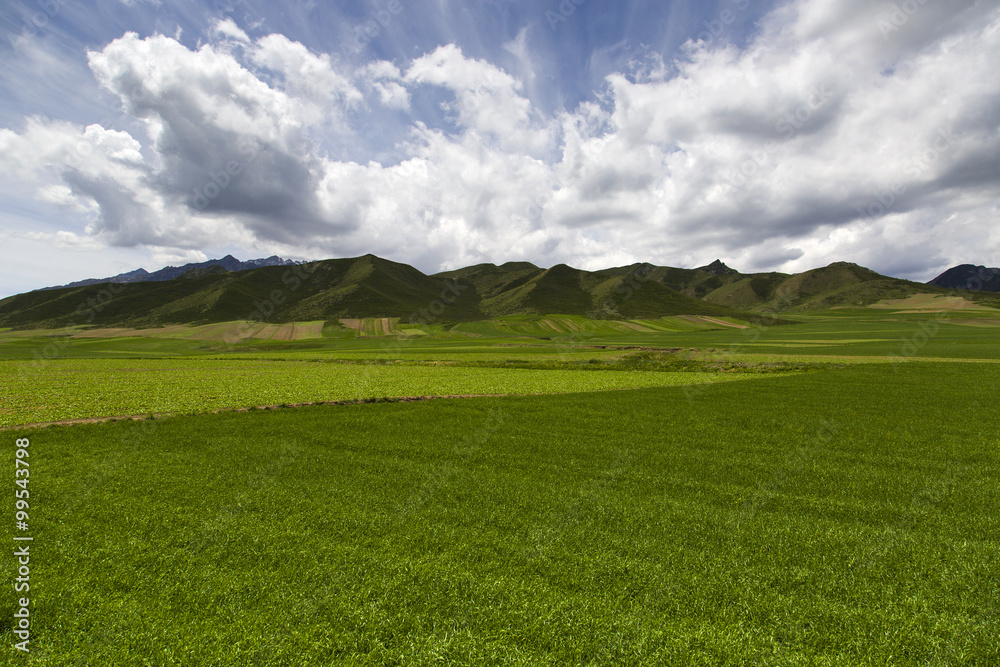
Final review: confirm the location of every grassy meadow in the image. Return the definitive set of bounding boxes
[2,302,998,664]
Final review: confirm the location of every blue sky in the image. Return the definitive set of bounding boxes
[1,0,999,297]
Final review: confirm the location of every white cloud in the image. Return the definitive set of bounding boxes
[22,230,104,251]
[405,44,556,156]
[1,0,998,284]
[214,18,250,45]
[360,61,410,110]
[249,33,363,123]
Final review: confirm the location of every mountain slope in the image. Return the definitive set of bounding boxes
[41,254,301,290]
[5,255,995,330]
[699,262,974,311]
[928,264,1000,292]
[2,256,755,328]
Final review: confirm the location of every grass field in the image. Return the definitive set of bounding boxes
[1,304,998,664]
[0,359,771,428]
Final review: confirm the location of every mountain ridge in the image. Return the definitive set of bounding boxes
[3,256,998,330]
[41,254,303,290]
[928,264,1000,292]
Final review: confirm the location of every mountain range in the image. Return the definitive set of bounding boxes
[2,255,998,330]
[41,255,302,290]
[927,264,1000,292]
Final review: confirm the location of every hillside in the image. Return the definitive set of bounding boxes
[693,262,988,311]
[0,255,751,329]
[928,264,1000,292]
[4,255,998,330]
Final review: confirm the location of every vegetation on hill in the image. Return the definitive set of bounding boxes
[3,255,999,329]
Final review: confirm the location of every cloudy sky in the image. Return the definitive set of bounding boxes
[1,0,999,297]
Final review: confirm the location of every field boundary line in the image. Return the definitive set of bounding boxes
[0,394,515,431]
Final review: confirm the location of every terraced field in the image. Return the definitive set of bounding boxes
[59,320,329,342]
[450,314,750,337]
[338,317,406,336]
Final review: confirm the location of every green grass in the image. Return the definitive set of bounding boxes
[2,308,998,663]
[4,362,998,665]
[0,359,771,427]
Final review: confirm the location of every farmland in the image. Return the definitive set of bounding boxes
[0,359,767,428]
[1,303,998,664]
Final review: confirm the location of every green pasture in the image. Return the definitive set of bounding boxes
[0,359,772,428]
[1,304,998,664]
[3,362,998,665]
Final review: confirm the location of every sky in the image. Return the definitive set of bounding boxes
[1,0,999,298]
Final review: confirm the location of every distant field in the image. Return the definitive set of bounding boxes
[4,363,997,665]
[66,320,329,342]
[450,314,751,337]
[338,317,406,336]
[0,359,771,428]
[868,293,997,311]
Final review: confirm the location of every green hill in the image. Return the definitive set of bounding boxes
[0,255,752,329]
[698,262,1000,311]
[4,255,996,330]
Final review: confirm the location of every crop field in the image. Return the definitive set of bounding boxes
[338,318,406,337]
[0,359,766,428]
[1,304,998,664]
[449,314,749,337]
[3,361,999,665]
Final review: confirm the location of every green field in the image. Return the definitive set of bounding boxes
[0,359,772,428]
[2,305,998,664]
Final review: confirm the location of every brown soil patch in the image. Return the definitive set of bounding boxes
[871,294,992,311]
[339,319,362,333]
[251,324,279,339]
[618,321,656,332]
[699,317,749,329]
[292,322,326,340]
[272,323,296,341]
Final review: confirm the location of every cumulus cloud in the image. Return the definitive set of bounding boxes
[1,0,998,281]
[361,61,410,110]
[405,44,556,156]
[213,18,250,44]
